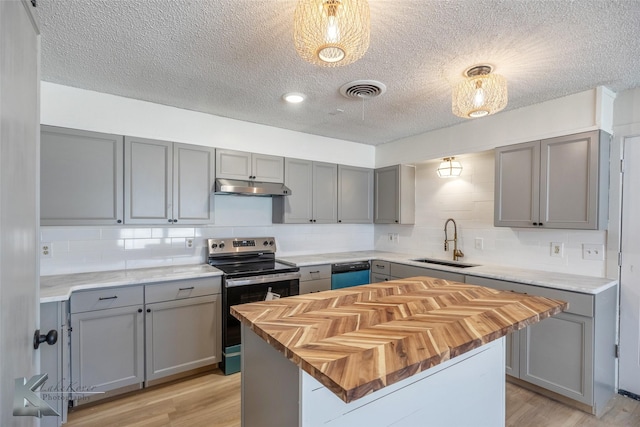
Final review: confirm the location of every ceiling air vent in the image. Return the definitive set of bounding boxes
[339,80,387,100]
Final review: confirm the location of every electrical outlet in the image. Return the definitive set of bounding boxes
[474,238,484,250]
[41,242,52,258]
[185,238,194,248]
[550,242,563,257]
[583,243,604,260]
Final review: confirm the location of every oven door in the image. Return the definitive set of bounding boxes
[222,272,300,374]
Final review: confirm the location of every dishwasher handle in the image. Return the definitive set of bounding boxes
[331,261,371,274]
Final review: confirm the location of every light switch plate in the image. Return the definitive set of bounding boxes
[474,238,484,250]
[583,243,605,260]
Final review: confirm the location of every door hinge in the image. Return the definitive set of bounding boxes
[618,252,623,267]
[621,158,625,174]
[615,344,620,358]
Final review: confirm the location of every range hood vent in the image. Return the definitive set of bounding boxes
[214,179,292,196]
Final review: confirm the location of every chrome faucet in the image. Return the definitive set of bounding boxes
[444,218,464,261]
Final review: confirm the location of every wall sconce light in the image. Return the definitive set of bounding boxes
[452,64,507,118]
[293,0,370,67]
[437,157,463,178]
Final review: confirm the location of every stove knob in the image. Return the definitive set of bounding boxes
[263,240,269,246]
[219,243,225,249]
[269,240,274,246]
[211,243,218,249]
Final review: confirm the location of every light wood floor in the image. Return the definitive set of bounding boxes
[65,369,640,427]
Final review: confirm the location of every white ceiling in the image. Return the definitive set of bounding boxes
[35,0,640,146]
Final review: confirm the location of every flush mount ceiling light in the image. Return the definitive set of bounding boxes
[293,0,370,67]
[437,157,463,178]
[282,92,306,103]
[452,65,508,118]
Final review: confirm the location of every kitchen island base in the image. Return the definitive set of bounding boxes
[241,324,506,427]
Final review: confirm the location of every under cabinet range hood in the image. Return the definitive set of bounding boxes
[214,178,292,196]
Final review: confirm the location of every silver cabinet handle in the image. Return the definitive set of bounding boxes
[98,296,118,300]
[178,286,195,291]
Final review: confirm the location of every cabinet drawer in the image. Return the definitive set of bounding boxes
[464,276,593,317]
[300,279,331,295]
[371,260,390,275]
[71,285,143,314]
[300,265,331,281]
[145,277,221,304]
[371,273,391,283]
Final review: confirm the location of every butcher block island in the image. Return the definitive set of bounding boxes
[231,276,567,427]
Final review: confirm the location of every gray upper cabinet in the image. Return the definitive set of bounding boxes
[125,137,215,225]
[337,165,374,223]
[495,130,610,229]
[273,158,337,224]
[215,149,284,183]
[41,126,124,225]
[374,164,415,224]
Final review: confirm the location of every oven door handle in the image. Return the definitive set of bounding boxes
[225,272,301,288]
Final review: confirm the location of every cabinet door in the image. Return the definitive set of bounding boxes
[540,131,600,229]
[70,305,144,404]
[312,162,338,223]
[124,137,173,224]
[504,330,520,377]
[519,311,594,405]
[252,153,284,183]
[41,126,124,225]
[494,141,540,227]
[145,294,220,384]
[173,143,215,224]
[337,165,373,223]
[215,149,252,180]
[374,166,400,224]
[279,158,314,223]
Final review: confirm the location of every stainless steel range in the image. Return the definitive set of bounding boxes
[207,237,300,375]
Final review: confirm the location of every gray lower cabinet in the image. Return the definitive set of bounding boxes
[464,275,617,416]
[70,277,222,404]
[273,158,337,224]
[371,260,391,282]
[125,137,215,225]
[70,286,145,406]
[40,301,69,427]
[299,265,332,294]
[41,126,124,225]
[337,165,374,223]
[374,165,415,224]
[389,262,465,282]
[144,278,221,385]
[494,130,610,229]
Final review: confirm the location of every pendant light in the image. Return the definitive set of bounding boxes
[452,65,508,118]
[293,0,370,67]
[437,157,463,178]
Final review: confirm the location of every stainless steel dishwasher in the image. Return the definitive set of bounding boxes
[331,261,371,289]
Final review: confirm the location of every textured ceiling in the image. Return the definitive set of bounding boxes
[35,0,640,145]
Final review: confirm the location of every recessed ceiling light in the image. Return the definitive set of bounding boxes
[282,92,306,103]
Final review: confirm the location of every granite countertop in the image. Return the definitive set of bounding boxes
[231,276,567,403]
[277,251,617,295]
[40,264,223,303]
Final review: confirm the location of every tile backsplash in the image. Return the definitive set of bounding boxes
[41,151,608,278]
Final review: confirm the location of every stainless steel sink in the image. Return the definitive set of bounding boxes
[410,258,479,268]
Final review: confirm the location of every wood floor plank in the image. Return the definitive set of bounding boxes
[66,369,639,427]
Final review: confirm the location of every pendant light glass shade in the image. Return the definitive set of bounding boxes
[452,65,508,118]
[293,0,370,67]
[437,157,463,178]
